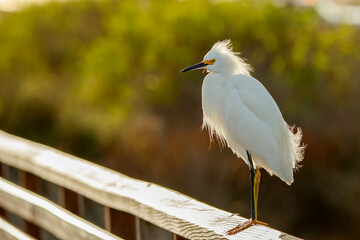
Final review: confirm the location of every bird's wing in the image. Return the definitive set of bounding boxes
[222,74,283,170]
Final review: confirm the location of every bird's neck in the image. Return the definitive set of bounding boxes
[215,70,237,79]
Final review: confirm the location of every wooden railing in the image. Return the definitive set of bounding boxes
[0,130,301,240]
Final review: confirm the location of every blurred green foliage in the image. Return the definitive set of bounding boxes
[0,0,360,239]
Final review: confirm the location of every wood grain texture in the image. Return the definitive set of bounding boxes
[0,130,302,240]
[0,177,122,240]
[19,170,41,238]
[0,217,35,240]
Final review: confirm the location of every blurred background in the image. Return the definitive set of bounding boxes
[0,0,359,239]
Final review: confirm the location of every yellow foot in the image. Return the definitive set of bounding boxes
[225,219,268,236]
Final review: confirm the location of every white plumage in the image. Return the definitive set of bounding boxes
[181,40,305,233]
[201,40,304,184]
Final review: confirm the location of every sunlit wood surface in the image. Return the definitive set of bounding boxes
[0,130,301,240]
[0,217,35,240]
[0,178,122,240]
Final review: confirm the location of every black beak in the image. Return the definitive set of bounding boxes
[181,61,208,73]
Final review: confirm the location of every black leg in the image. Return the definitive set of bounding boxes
[226,150,268,235]
[247,150,256,220]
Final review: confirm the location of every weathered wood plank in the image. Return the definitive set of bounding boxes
[0,217,35,240]
[19,170,41,238]
[0,177,122,240]
[0,130,301,240]
[0,164,4,219]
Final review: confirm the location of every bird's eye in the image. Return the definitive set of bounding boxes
[204,59,216,65]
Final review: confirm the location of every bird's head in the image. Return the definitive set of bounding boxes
[181,40,252,76]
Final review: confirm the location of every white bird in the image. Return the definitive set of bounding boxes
[181,40,304,235]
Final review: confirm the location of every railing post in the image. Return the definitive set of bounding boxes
[173,234,187,240]
[19,170,41,239]
[58,187,79,215]
[105,207,138,239]
[0,163,5,218]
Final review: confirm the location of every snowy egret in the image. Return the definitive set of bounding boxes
[181,40,304,235]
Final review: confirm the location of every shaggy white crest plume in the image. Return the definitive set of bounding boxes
[209,39,252,75]
[181,39,305,234]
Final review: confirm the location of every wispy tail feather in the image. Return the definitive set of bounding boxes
[289,125,305,170]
